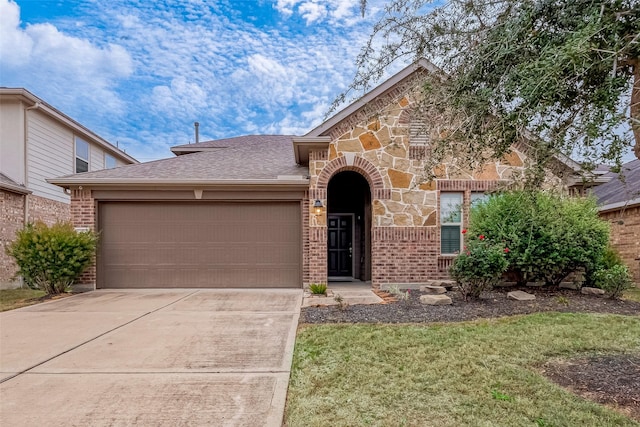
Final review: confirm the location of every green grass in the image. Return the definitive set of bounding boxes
[623,285,640,302]
[286,313,640,427]
[0,288,46,312]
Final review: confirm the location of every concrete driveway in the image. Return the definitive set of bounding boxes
[0,289,302,426]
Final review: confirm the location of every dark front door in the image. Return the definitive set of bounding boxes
[328,215,352,277]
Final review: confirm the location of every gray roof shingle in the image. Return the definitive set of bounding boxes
[51,135,308,183]
[592,159,640,207]
[0,173,30,194]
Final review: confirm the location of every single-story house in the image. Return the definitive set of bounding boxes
[50,60,591,290]
[592,159,640,283]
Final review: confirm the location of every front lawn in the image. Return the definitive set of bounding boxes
[0,288,46,312]
[286,313,640,426]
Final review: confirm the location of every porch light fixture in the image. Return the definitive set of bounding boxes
[313,199,324,215]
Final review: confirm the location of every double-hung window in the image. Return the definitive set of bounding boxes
[75,138,89,173]
[470,192,489,208]
[440,192,463,254]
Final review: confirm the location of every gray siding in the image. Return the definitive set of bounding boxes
[27,110,72,203]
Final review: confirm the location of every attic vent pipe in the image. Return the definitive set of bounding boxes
[194,122,200,144]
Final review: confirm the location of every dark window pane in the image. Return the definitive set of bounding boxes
[441,225,461,254]
[76,158,88,173]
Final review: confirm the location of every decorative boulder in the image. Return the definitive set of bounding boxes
[581,287,605,296]
[420,294,452,305]
[507,290,536,301]
[420,285,447,294]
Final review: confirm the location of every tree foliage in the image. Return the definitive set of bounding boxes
[351,0,640,184]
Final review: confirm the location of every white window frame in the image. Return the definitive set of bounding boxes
[75,137,89,173]
[440,192,463,255]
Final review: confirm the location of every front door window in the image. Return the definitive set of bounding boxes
[328,215,353,277]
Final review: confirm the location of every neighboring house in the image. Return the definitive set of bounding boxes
[50,60,590,290]
[0,88,138,287]
[592,159,640,283]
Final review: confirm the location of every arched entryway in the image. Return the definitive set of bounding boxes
[327,171,372,282]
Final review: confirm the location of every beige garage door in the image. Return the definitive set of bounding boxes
[98,202,301,288]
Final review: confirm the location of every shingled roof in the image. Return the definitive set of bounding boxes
[49,135,308,187]
[592,159,640,210]
[0,173,30,194]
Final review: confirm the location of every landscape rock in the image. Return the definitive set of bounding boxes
[440,280,456,290]
[507,290,536,301]
[559,282,580,290]
[581,287,605,296]
[420,294,452,305]
[419,285,447,294]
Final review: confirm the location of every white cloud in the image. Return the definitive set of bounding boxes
[272,0,366,25]
[0,0,133,115]
[298,2,327,24]
[0,0,401,160]
[0,0,33,67]
[151,76,208,118]
[247,54,288,78]
[274,0,297,16]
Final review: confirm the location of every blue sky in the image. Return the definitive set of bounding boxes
[1,0,400,161]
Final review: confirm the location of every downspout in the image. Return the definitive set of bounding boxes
[23,102,40,225]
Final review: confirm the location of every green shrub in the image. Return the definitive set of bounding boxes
[592,264,633,299]
[309,283,327,295]
[598,245,624,270]
[7,222,98,295]
[450,235,508,300]
[468,191,609,286]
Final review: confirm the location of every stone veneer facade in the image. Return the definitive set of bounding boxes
[306,91,533,289]
[0,192,71,287]
[599,206,640,283]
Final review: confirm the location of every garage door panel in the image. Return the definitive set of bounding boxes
[98,202,301,288]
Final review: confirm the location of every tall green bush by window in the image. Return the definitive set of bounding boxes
[7,222,98,295]
[450,234,509,300]
[468,191,609,286]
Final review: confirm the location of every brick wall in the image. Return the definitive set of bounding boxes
[0,190,26,286]
[308,227,327,285]
[302,194,310,286]
[371,227,444,289]
[600,206,640,284]
[28,194,70,225]
[71,189,97,286]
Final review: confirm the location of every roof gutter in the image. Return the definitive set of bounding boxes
[0,181,32,195]
[597,197,640,213]
[47,177,311,189]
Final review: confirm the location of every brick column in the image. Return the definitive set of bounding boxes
[71,189,96,287]
[308,226,327,285]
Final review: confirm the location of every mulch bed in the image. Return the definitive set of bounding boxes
[301,286,640,324]
[301,285,640,420]
[541,354,640,421]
